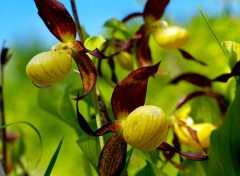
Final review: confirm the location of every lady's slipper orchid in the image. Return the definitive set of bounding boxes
[76,62,208,176]
[173,116,217,150]
[27,0,98,99]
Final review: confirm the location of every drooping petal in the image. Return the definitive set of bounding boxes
[34,0,76,42]
[213,61,240,82]
[72,50,97,100]
[170,73,212,88]
[174,91,228,116]
[178,49,207,66]
[98,134,127,176]
[143,0,170,23]
[136,25,152,67]
[157,141,208,161]
[111,62,160,118]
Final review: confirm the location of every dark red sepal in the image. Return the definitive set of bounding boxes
[98,134,127,176]
[72,50,97,100]
[111,62,160,118]
[174,91,228,116]
[157,141,208,161]
[34,0,76,42]
[170,73,212,88]
[143,0,170,23]
[136,25,152,67]
[178,49,207,66]
[213,61,240,82]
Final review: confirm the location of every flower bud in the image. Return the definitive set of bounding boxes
[26,50,72,86]
[123,105,168,151]
[174,120,216,150]
[117,51,134,71]
[152,26,189,49]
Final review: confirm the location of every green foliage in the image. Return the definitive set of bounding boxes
[38,84,80,133]
[0,121,42,168]
[207,86,240,176]
[3,1,240,175]
[76,121,101,171]
[44,138,63,176]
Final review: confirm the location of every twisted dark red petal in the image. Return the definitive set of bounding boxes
[34,0,76,42]
[98,134,127,176]
[111,62,160,118]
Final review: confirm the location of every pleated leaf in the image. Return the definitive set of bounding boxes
[207,86,240,176]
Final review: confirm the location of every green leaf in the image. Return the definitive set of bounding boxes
[206,86,240,176]
[38,85,80,133]
[76,120,101,171]
[104,18,132,39]
[11,130,25,166]
[0,121,42,168]
[84,35,106,51]
[84,35,106,61]
[222,41,240,69]
[44,138,64,176]
[177,160,208,176]
[136,160,168,176]
[136,160,155,176]
[135,150,168,176]
[189,96,221,124]
[120,147,134,176]
[198,5,228,58]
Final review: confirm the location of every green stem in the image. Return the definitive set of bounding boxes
[69,0,104,149]
[91,86,105,149]
[198,4,228,58]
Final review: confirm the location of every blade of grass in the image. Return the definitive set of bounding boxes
[0,121,42,168]
[198,4,228,58]
[44,138,64,176]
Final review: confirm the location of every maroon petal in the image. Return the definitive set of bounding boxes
[213,61,240,82]
[170,73,212,88]
[178,49,207,66]
[72,50,97,100]
[174,91,208,112]
[34,0,76,42]
[157,141,208,161]
[111,62,160,118]
[143,0,170,23]
[136,26,152,67]
[174,91,228,116]
[98,134,127,176]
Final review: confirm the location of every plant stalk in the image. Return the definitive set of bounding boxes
[70,0,84,41]
[70,0,105,149]
[92,87,105,150]
[0,46,7,173]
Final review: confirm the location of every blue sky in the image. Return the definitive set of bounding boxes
[0,0,239,47]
